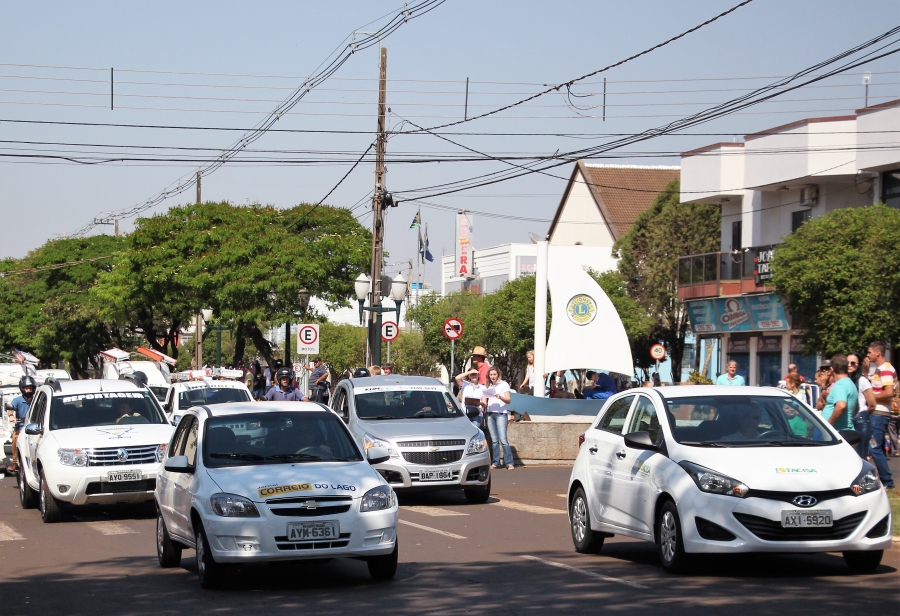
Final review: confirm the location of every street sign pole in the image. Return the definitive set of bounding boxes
[450,339,455,378]
[442,317,464,383]
[387,341,391,363]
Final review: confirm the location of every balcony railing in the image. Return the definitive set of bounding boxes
[677,245,777,300]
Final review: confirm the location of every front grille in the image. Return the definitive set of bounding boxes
[733,511,866,542]
[402,449,464,465]
[269,505,352,517]
[274,532,351,551]
[746,488,856,505]
[397,439,466,448]
[88,445,159,466]
[265,495,352,505]
[86,479,156,495]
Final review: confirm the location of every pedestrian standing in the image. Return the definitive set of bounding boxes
[784,373,812,406]
[252,361,267,399]
[817,354,856,431]
[368,365,382,376]
[471,346,491,385]
[783,363,806,383]
[715,360,745,386]
[865,342,897,487]
[307,357,330,403]
[518,350,534,395]
[455,368,486,428]
[484,367,515,470]
[849,352,878,460]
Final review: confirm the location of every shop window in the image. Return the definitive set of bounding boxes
[731,221,742,251]
[791,210,811,233]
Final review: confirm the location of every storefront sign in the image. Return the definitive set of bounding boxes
[455,212,474,278]
[758,335,783,353]
[754,245,776,284]
[517,255,536,276]
[686,294,790,334]
[747,293,788,331]
[727,336,751,353]
[790,335,805,354]
[719,297,751,331]
[685,299,718,333]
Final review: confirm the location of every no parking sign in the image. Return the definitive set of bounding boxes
[296,324,320,355]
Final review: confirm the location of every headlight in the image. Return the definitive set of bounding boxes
[363,433,395,457]
[155,443,168,463]
[210,493,260,517]
[679,461,748,498]
[467,433,487,455]
[359,485,396,512]
[850,462,881,495]
[58,448,89,467]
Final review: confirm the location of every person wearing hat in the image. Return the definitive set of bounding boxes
[471,346,491,386]
[455,368,486,428]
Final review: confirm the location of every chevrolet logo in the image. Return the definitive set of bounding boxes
[303,501,320,509]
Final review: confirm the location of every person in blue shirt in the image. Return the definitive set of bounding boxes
[716,360,745,386]
[7,375,36,473]
[582,371,617,400]
[265,367,307,401]
[818,354,857,431]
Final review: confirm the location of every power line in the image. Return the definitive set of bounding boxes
[0,254,115,277]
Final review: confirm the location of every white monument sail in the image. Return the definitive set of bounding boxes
[543,246,634,376]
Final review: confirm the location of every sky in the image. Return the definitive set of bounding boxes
[2,0,900,289]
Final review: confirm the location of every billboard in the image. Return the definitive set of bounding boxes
[685,294,789,334]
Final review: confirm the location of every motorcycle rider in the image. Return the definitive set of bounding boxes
[7,375,36,473]
[265,367,307,401]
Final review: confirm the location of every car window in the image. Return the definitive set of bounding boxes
[169,416,192,457]
[178,386,250,409]
[628,396,662,445]
[29,393,47,426]
[354,387,462,419]
[49,391,168,430]
[597,395,634,434]
[203,411,363,467]
[183,419,199,466]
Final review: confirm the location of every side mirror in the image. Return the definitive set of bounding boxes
[623,431,657,451]
[163,455,193,473]
[24,423,42,436]
[839,429,862,447]
[367,446,390,465]
[171,414,182,426]
[4,402,13,411]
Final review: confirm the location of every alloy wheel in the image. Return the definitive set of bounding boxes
[660,511,677,563]
[572,496,587,543]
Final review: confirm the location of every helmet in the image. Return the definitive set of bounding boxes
[352,367,371,379]
[275,367,295,382]
[18,375,37,395]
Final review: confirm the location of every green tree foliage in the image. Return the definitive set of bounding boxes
[95,202,371,366]
[772,204,900,354]
[405,290,482,375]
[389,331,438,376]
[612,180,720,381]
[0,235,129,377]
[318,322,367,375]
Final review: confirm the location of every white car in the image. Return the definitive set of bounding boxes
[103,360,172,402]
[16,378,174,522]
[155,402,399,588]
[567,386,893,573]
[330,375,492,502]
[162,379,253,424]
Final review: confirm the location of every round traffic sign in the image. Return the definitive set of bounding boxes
[293,363,304,374]
[443,318,464,340]
[298,325,319,346]
[650,344,667,361]
[381,321,399,342]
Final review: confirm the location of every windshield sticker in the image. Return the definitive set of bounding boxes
[62,392,145,403]
[313,483,357,492]
[355,385,448,394]
[96,427,134,439]
[776,467,817,473]
[258,483,312,499]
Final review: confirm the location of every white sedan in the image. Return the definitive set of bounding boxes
[567,386,892,573]
[155,402,398,588]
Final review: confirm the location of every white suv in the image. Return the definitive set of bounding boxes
[16,378,174,522]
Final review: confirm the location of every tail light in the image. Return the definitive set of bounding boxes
[578,433,585,448]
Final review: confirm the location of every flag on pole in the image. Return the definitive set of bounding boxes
[422,224,434,263]
[417,225,424,265]
[409,209,421,229]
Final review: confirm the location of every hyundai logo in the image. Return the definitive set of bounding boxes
[116,448,129,462]
[792,495,817,507]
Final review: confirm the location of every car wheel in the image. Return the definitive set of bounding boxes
[157,512,183,568]
[195,521,224,589]
[39,473,62,523]
[18,467,37,509]
[570,487,603,554]
[843,550,883,573]
[464,477,491,504]
[367,539,399,581]
[657,500,690,573]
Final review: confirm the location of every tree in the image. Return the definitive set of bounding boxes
[405,290,482,375]
[390,331,438,376]
[0,235,129,377]
[612,180,720,382]
[772,204,900,354]
[317,322,367,376]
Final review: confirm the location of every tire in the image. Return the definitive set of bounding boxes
[195,521,225,589]
[464,477,491,504]
[843,550,883,573]
[39,473,63,523]
[18,466,37,510]
[157,512,183,568]
[367,540,399,581]
[657,500,690,573]
[570,487,604,554]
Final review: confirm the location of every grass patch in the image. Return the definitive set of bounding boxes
[888,488,900,537]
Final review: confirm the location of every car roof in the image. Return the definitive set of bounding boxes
[50,379,144,395]
[176,380,246,389]
[344,375,445,389]
[650,385,793,399]
[204,401,332,417]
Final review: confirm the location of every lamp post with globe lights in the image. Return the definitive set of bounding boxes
[355,273,406,365]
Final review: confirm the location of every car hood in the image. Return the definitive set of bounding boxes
[357,416,477,441]
[205,461,386,503]
[672,443,862,492]
[50,424,174,448]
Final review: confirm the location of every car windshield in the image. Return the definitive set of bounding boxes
[662,394,838,447]
[179,385,251,409]
[354,387,463,419]
[50,391,169,429]
[204,411,363,467]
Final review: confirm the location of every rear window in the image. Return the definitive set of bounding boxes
[51,391,168,429]
[179,386,251,409]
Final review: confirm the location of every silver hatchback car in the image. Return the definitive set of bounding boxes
[330,376,492,503]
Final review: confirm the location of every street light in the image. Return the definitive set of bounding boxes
[355,272,404,365]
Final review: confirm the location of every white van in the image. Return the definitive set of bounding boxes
[103,361,172,402]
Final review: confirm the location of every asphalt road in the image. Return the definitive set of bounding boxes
[0,464,897,616]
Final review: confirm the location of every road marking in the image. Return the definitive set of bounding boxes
[85,521,138,536]
[521,555,649,590]
[0,522,25,541]
[402,506,469,517]
[492,499,566,515]
[398,519,467,540]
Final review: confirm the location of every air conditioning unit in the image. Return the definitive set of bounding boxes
[799,185,818,206]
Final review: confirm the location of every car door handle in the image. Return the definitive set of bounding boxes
[615,450,627,459]
[588,446,598,454]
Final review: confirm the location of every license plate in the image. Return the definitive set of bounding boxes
[419,468,453,482]
[106,470,141,482]
[781,509,833,528]
[286,521,339,542]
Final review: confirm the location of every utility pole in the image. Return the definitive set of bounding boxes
[196,171,202,205]
[367,46,388,366]
[194,171,203,369]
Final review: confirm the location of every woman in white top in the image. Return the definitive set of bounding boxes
[848,353,877,459]
[484,367,515,470]
[454,369,486,428]
[519,350,535,395]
